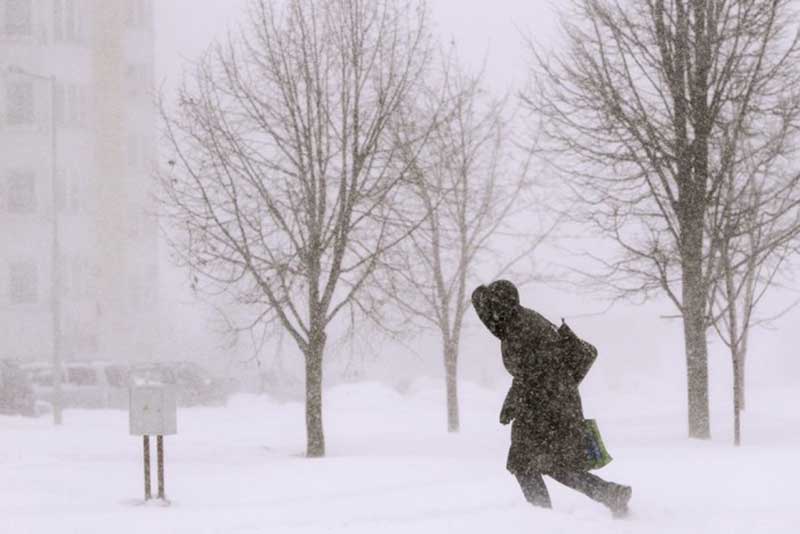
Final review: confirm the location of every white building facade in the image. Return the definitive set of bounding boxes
[0,0,158,364]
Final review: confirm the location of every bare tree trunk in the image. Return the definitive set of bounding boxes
[738,346,747,411]
[733,346,742,446]
[739,261,756,411]
[723,237,742,446]
[682,307,710,439]
[685,4,713,437]
[444,338,459,433]
[305,332,326,457]
[682,222,711,439]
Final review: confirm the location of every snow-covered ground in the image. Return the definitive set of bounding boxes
[2,379,798,534]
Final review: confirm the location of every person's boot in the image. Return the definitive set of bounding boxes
[527,496,553,509]
[606,484,632,519]
[522,488,553,509]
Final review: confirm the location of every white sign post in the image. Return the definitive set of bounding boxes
[129,386,177,502]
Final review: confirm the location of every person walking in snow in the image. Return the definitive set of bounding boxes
[471,280,632,517]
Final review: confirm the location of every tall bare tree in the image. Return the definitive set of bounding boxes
[158,0,434,457]
[524,0,800,438]
[387,60,547,432]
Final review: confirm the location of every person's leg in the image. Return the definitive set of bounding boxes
[514,470,552,508]
[548,470,631,516]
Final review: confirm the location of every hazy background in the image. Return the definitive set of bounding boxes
[152,0,800,439]
[3,4,800,532]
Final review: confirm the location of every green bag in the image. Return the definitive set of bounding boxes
[584,419,613,470]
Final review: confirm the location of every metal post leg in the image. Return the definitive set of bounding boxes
[157,435,165,499]
[143,435,151,500]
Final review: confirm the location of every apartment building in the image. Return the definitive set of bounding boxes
[0,0,158,363]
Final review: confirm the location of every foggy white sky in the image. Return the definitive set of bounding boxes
[152,1,799,420]
[154,0,561,94]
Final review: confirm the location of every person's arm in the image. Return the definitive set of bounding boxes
[500,379,519,425]
[503,315,550,379]
[557,320,598,384]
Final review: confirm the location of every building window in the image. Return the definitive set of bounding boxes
[72,0,82,42]
[55,169,81,214]
[66,256,88,300]
[125,0,134,27]
[77,85,88,128]
[65,0,74,40]
[6,170,36,213]
[53,0,86,43]
[54,82,65,125]
[54,83,88,129]
[3,0,32,36]
[126,0,152,29]
[6,80,34,125]
[9,261,38,304]
[53,0,62,40]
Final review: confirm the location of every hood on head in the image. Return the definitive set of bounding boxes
[471,280,520,339]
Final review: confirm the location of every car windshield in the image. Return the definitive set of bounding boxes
[0,362,30,392]
[67,367,98,386]
[104,366,128,387]
[26,366,64,386]
[129,367,175,386]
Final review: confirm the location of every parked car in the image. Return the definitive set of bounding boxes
[20,360,227,410]
[129,361,227,406]
[128,362,175,387]
[170,361,228,406]
[21,360,130,410]
[0,359,36,416]
[22,361,61,413]
[64,361,131,409]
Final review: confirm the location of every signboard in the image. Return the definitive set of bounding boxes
[129,386,177,436]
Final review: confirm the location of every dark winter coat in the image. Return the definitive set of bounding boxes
[472,280,597,474]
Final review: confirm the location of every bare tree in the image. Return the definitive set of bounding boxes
[387,59,548,432]
[710,138,800,445]
[524,0,800,438]
[158,0,434,457]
